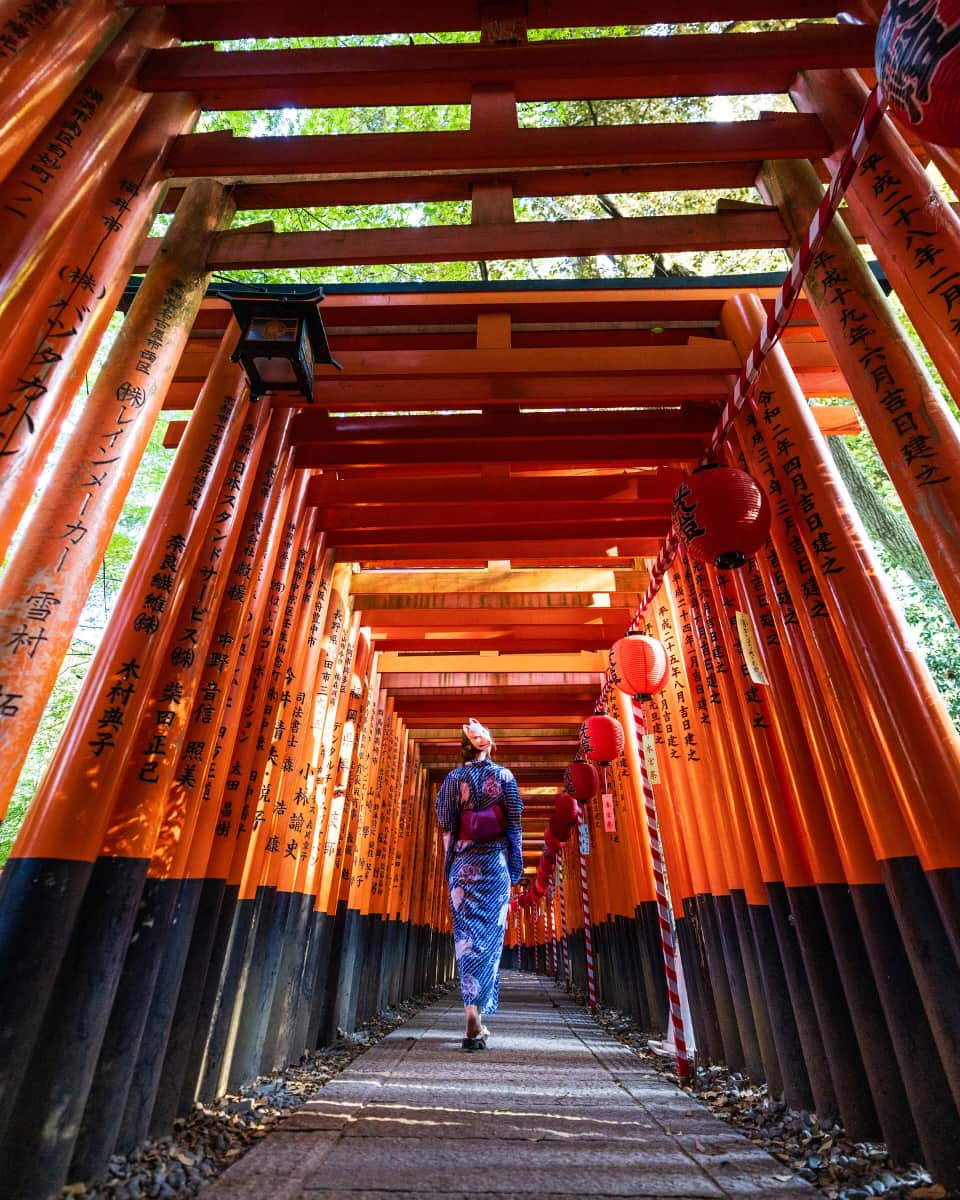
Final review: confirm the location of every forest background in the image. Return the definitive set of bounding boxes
[2,19,958,862]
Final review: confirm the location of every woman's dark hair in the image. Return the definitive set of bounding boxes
[461,732,496,762]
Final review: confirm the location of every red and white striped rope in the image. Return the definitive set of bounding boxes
[578,825,597,1010]
[558,857,572,990]
[514,907,522,971]
[632,698,690,1080]
[611,84,887,636]
[547,896,558,978]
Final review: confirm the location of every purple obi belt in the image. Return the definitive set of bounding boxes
[459,805,507,842]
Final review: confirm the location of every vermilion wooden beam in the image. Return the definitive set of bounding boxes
[162,114,829,178]
[371,635,634,650]
[391,697,595,717]
[140,27,874,110]
[340,537,661,561]
[160,163,760,212]
[134,211,790,272]
[153,0,844,40]
[316,500,669,533]
[306,471,683,508]
[162,372,732,412]
[332,516,667,545]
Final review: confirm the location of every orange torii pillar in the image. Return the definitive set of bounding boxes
[0,341,251,1192]
[132,414,301,1144]
[214,513,325,1087]
[0,80,197,560]
[333,669,390,1031]
[256,546,342,1074]
[319,635,379,1039]
[374,723,414,1011]
[283,563,361,1057]
[153,428,300,1121]
[792,68,960,408]
[296,590,362,1049]
[0,0,128,177]
[213,506,324,1094]
[0,178,235,818]
[723,295,960,1172]
[758,157,960,628]
[353,687,394,1022]
[191,475,315,1102]
[64,405,272,1187]
[725,459,960,1183]
[306,615,368,1047]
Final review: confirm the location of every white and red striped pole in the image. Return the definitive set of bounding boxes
[631,696,691,1081]
[514,906,522,971]
[547,894,558,978]
[577,824,598,1010]
[558,854,572,990]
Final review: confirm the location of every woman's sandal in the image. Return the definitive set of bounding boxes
[461,1035,487,1052]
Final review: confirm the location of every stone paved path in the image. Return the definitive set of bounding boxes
[200,972,813,1200]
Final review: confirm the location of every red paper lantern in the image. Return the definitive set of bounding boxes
[672,464,771,569]
[564,761,599,801]
[579,714,625,765]
[555,791,582,826]
[610,634,668,699]
[876,0,960,148]
[544,826,564,853]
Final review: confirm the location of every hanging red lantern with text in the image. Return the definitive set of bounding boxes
[564,761,599,802]
[876,0,960,148]
[579,715,625,765]
[610,633,668,699]
[672,464,771,569]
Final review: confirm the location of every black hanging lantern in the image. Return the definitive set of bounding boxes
[225,287,342,402]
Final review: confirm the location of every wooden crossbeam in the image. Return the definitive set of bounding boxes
[307,472,682,508]
[342,538,662,561]
[162,114,829,177]
[160,164,761,212]
[154,0,845,40]
[376,653,606,673]
[140,27,874,110]
[133,211,790,272]
[314,499,670,532]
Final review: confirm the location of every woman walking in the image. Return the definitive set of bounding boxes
[436,719,523,1051]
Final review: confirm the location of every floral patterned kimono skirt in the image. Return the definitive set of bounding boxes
[436,759,523,1014]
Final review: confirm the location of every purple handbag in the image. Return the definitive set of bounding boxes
[459,805,506,841]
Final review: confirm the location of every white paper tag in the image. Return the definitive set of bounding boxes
[602,792,616,834]
[642,733,661,784]
[579,821,590,856]
[736,610,769,686]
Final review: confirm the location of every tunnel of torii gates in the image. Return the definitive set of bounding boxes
[2,0,960,1196]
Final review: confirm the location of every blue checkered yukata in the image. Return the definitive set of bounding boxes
[436,759,524,1014]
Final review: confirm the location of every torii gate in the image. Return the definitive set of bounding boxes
[0,3,959,1196]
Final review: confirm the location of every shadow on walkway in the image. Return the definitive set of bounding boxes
[199,972,812,1199]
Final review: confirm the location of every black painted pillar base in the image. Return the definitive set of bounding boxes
[261,891,314,1074]
[0,856,95,1146]
[747,900,813,1112]
[70,874,184,1183]
[787,885,880,1139]
[151,876,226,1136]
[679,900,722,1063]
[0,855,149,1198]
[694,894,745,1071]
[729,892,780,1090]
[850,881,960,1187]
[196,893,257,1102]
